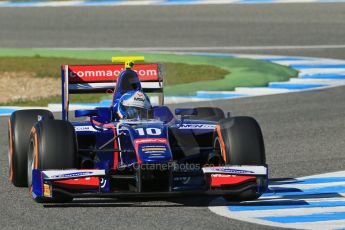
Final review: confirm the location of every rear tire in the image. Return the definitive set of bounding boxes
[193,107,225,121]
[27,120,77,203]
[215,116,266,201]
[8,109,54,187]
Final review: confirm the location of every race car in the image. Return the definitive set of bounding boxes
[8,56,268,203]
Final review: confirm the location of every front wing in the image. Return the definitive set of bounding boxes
[31,165,268,200]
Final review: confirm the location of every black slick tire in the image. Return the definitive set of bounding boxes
[215,116,266,201]
[27,120,77,203]
[8,109,54,187]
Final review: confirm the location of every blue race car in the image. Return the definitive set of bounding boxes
[8,57,268,203]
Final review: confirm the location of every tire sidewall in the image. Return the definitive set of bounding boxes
[218,116,265,165]
[9,109,54,187]
[215,116,266,202]
[28,120,76,203]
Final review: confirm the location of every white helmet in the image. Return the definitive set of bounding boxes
[117,90,151,119]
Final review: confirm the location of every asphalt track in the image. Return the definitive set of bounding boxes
[0,3,345,59]
[1,3,345,230]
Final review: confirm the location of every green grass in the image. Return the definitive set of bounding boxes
[0,48,298,106]
[0,56,228,106]
[0,56,227,84]
[0,95,108,107]
[0,56,111,78]
[165,58,297,95]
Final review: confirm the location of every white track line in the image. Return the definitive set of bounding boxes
[42,45,345,51]
[209,171,345,230]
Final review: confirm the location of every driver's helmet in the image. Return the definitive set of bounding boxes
[117,90,152,119]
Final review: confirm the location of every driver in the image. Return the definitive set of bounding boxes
[114,90,152,120]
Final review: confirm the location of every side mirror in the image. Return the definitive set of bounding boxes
[175,108,198,116]
[75,109,99,118]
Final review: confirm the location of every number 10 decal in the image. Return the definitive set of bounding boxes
[135,128,162,136]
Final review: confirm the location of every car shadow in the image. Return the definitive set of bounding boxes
[43,195,216,208]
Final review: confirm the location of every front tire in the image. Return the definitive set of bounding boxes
[8,109,54,187]
[28,120,77,203]
[215,116,266,201]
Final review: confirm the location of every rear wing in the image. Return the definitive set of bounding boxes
[61,63,164,120]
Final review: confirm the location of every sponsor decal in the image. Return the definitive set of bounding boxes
[51,171,94,179]
[52,177,100,190]
[136,91,144,97]
[74,126,98,132]
[141,145,167,154]
[213,168,255,174]
[67,64,159,83]
[134,96,145,102]
[178,124,216,130]
[210,174,256,187]
[211,174,233,178]
[134,91,145,102]
[142,147,167,151]
[203,166,267,175]
[134,138,169,163]
[134,138,167,144]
